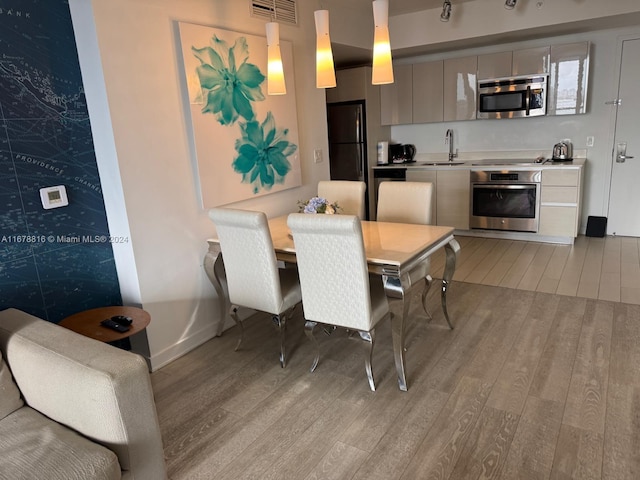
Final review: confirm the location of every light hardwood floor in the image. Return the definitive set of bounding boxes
[151,235,640,479]
[430,234,640,304]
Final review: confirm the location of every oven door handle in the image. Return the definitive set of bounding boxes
[472,184,538,190]
[525,86,531,116]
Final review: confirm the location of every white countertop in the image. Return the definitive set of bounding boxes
[374,150,586,171]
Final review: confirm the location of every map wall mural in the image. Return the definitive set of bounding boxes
[0,0,122,322]
[178,22,302,208]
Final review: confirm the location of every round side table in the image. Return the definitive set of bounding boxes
[59,306,150,345]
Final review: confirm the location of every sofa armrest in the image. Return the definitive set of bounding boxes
[0,308,167,480]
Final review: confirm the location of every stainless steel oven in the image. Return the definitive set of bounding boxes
[470,170,541,233]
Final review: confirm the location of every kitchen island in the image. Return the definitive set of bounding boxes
[373,156,585,244]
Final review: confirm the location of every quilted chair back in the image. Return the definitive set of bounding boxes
[209,208,284,314]
[318,180,366,219]
[287,213,373,331]
[376,181,434,224]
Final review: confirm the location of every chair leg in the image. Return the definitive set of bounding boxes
[304,321,320,372]
[230,305,244,352]
[273,314,287,368]
[421,275,434,320]
[358,330,376,391]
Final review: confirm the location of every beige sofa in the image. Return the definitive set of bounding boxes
[0,308,167,480]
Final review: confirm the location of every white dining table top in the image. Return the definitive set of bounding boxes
[267,215,454,271]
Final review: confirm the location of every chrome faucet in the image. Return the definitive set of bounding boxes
[445,129,458,162]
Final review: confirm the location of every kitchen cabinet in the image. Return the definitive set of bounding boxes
[443,56,477,121]
[412,60,444,124]
[512,46,550,75]
[326,68,369,103]
[477,51,512,80]
[478,47,549,79]
[406,169,470,230]
[547,42,590,115]
[539,168,583,237]
[380,64,413,125]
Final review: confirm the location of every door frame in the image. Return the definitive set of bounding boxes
[603,33,640,228]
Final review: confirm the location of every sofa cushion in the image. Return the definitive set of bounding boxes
[0,351,23,421]
[0,406,121,480]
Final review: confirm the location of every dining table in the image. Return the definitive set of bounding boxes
[204,215,461,391]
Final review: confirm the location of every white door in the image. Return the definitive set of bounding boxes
[607,38,640,236]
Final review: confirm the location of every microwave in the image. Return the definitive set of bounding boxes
[477,74,548,119]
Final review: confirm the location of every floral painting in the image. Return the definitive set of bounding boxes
[178,22,301,207]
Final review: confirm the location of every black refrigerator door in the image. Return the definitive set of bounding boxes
[328,143,363,181]
[327,102,364,144]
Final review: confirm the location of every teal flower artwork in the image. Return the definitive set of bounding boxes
[192,35,265,125]
[233,112,298,193]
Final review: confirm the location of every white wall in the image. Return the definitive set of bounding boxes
[388,26,640,231]
[70,0,331,369]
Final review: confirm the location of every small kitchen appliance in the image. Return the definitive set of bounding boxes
[389,143,416,163]
[552,140,573,161]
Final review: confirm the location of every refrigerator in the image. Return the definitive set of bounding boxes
[326,100,369,218]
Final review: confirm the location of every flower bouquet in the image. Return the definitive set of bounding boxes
[297,196,340,214]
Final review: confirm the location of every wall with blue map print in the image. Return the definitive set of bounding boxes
[0,0,122,322]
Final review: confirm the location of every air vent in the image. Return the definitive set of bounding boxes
[251,0,297,25]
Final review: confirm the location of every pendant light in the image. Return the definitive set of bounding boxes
[372,0,394,85]
[314,9,336,88]
[266,21,286,95]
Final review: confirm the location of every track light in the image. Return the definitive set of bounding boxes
[505,0,517,9]
[440,0,452,22]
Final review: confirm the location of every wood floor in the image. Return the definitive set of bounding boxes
[151,236,640,479]
[430,234,640,305]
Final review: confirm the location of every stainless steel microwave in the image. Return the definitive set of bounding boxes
[477,74,548,119]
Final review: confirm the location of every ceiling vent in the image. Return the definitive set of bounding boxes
[251,0,298,25]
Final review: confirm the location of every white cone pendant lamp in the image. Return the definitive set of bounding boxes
[372,0,394,85]
[266,21,286,95]
[314,9,336,88]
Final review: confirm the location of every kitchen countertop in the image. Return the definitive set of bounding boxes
[373,150,586,171]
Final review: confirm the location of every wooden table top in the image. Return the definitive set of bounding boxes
[59,306,150,343]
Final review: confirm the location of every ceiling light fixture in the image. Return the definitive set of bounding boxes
[372,0,394,85]
[440,0,452,22]
[505,0,517,9]
[314,10,336,89]
[265,20,286,95]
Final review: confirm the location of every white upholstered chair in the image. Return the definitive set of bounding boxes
[209,208,302,367]
[376,181,446,326]
[317,180,366,219]
[287,213,390,391]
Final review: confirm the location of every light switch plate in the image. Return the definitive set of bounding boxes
[586,136,595,147]
[40,185,69,209]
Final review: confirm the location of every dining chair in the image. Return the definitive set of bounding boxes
[208,207,302,367]
[287,213,390,391]
[376,181,449,327]
[317,180,366,219]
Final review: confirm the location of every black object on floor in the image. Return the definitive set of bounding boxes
[586,216,607,237]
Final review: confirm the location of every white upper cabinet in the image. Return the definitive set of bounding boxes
[477,51,512,80]
[412,60,444,124]
[547,42,590,115]
[380,64,413,125]
[512,46,550,76]
[444,56,478,121]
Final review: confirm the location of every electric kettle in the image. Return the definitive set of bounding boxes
[552,140,573,161]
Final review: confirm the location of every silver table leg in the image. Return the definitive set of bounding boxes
[384,236,460,392]
[441,238,460,330]
[383,274,412,392]
[203,241,229,337]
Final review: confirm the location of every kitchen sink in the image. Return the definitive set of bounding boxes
[471,162,539,166]
[419,162,465,166]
